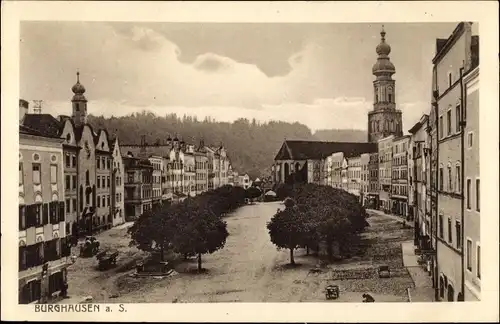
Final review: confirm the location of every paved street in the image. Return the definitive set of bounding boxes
[67,202,417,303]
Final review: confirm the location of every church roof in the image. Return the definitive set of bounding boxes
[274,140,377,161]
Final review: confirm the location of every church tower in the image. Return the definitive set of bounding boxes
[71,71,88,126]
[368,26,403,143]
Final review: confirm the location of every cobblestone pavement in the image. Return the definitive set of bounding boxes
[65,203,419,303]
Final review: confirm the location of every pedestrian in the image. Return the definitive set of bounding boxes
[362,293,375,302]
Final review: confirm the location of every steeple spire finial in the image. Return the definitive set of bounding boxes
[380,25,386,41]
[76,70,80,83]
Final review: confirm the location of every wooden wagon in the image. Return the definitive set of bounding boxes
[96,250,119,270]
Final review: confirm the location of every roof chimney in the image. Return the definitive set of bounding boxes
[19,99,29,122]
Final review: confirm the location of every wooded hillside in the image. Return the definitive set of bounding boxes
[88,111,367,179]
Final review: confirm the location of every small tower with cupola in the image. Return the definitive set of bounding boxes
[71,71,88,127]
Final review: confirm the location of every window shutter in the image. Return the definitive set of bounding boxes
[42,203,49,225]
[59,202,65,222]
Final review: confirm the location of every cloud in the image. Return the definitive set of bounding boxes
[20,22,454,132]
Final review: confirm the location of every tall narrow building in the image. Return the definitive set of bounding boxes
[368,26,403,143]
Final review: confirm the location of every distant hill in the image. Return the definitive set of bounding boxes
[88,111,366,179]
[313,129,367,142]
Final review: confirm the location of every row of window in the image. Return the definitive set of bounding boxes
[97,175,111,189]
[96,156,112,170]
[466,239,481,279]
[19,271,64,304]
[20,163,58,186]
[438,163,463,194]
[64,174,77,190]
[65,198,77,214]
[392,185,408,197]
[438,215,462,249]
[19,202,65,230]
[438,103,470,140]
[65,153,77,169]
[151,162,162,171]
[195,161,208,170]
[196,173,208,180]
[393,142,408,154]
[96,194,111,208]
[392,156,408,166]
[392,169,408,180]
[19,238,71,272]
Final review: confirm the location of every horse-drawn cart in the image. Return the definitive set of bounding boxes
[96,250,119,271]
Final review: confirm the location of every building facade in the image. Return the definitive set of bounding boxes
[182,147,196,197]
[111,138,125,226]
[367,152,379,208]
[347,155,361,197]
[359,153,370,206]
[22,73,114,236]
[432,21,478,302]
[378,135,394,212]
[391,135,410,218]
[195,146,209,195]
[409,115,430,248]
[123,156,153,220]
[273,141,376,186]
[19,123,70,304]
[148,156,163,208]
[368,27,403,143]
[463,65,480,301]
[94,130,113,232]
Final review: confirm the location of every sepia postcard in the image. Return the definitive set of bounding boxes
[1,1,499,322]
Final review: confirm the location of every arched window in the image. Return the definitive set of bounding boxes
[447,284,454,301]
[390,120,394,132]
[439,276,445,299]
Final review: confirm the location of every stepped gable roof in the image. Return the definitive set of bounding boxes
[22,114,63,138]
[275,140,377,161]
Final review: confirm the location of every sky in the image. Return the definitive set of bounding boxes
[20,21,477,132]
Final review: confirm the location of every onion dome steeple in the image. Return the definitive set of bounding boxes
[71,71,87,102]
[71,71,88,126]
[372,25,396,76]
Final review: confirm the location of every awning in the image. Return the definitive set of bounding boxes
[265,190,277,196]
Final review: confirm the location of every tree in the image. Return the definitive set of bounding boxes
[275,183,369,260]
[267,206,308,265]
[283,197,296,209]
[128,208,173,261]
[171,198,229,271]
[245,186,262,201]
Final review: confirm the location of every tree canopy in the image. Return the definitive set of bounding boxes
[128,185,244,270]
[267,183,368,264]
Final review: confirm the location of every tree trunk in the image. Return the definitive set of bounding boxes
[160,244,164,262]
[326,242,333,261]
[184,253,188,260]
[197,253,202,271]
[306,245,310,255]
[289,248,295,265]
